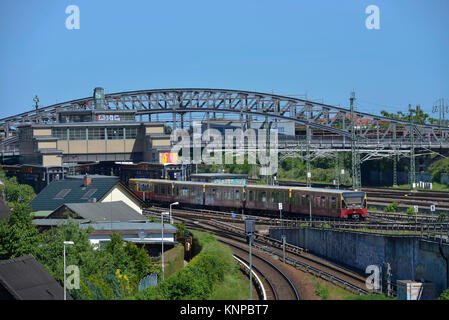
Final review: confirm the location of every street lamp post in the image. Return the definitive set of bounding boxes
[161,211,169,281]
[63,241,74,300]
[169,202,179,224]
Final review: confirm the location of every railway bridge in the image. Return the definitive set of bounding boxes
[0,88,448,189]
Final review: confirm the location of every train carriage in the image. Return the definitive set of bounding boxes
[204,183,244,210]
[173,181,204,206]
[128,178,368,220]
[245,185,290,213]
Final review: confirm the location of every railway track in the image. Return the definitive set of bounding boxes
[177,216,299,300]
[146,206,370,296]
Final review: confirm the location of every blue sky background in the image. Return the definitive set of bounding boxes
[0,0,448,118]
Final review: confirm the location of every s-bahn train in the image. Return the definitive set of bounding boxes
[129,179,368,220]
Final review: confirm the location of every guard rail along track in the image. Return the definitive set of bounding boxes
[233,254,268,300]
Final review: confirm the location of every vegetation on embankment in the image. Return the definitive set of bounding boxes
[131,231,249,300]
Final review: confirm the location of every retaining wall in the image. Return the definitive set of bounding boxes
[269,227,449,295]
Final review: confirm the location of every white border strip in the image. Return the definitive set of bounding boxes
[233,255,267,300]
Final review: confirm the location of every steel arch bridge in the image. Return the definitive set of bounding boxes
[1,88,449,150]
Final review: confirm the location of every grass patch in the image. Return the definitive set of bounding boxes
[209,265,250,300]
[311,276,394,300]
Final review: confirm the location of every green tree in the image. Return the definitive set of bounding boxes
[428,158,449,183]
[0,202,40,259]
[0,172,35,206]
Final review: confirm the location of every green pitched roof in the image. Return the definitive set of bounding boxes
[30,177,120,212]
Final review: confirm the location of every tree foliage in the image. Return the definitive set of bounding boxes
[0,171,35,206]
[428,158,449,183]
[0,202,40,260]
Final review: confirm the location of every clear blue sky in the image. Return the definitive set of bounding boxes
[0,0,448,119]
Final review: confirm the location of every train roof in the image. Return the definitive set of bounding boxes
[129,178,365,194]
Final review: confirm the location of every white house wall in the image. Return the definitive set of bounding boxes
[101,185,142,214]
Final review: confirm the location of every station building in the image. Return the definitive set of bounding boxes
[0,88,191,191]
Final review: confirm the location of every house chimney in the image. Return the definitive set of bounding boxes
[84,175,92,187]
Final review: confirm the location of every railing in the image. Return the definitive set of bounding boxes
[272,220,449,243]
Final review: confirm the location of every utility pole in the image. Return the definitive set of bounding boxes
[393,127,398,187]
[350,92,361,191]
[334,152,340,189]
[409,104,416,191]
[433,98,448,127]
[245,219,255,301]
[306,103,312,188]
[306,125,311,187]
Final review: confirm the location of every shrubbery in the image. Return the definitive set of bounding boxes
[385,202,398,212]
[131,231,234,300]
[428,158,449,183]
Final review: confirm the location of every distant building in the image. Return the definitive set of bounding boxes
[29,175,146,216]
[0,255,71,300]
[195,120,295,137]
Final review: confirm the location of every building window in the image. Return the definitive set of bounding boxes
[107,128,124,140]
[125,127,138,139]
[52,128,68,140]
[68,128,86,140]
[18,127,32,142]
[88,127,105,140]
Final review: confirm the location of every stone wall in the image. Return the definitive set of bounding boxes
[270,227,449,295]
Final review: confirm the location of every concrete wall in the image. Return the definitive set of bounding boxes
[270,227,449,294]
[42,155,62,166]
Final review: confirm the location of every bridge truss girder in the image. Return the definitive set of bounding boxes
[1,88,449,148]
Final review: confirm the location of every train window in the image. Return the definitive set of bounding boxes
[249,190,254,201]
[331,197,337,209]
[182,187,188,197]
[212,188,216,197]
[305,194,310,206]
[235,190,241,200]
[149,184,153,192]
[272,192,278,203]
[154,184,159,194]
[190,187,195,197]
[321,196,327,208]
[261,191,267,202]
[314,196,320,208]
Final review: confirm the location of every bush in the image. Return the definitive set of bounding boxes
[437,212,447,223]
[131,231,234,300]
[438,288,449,300]
[429,158,449,183]
[406,207,415,215]
[385,202,398,212]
